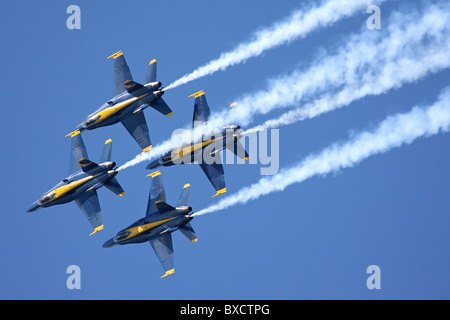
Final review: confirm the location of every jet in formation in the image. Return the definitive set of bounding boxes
[103,170,197,278]
[27,133,124,235]
[66,50,172,153]
[146,90,249,197]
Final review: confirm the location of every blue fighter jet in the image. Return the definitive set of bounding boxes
[66,50,172,153]
[27,133,124,236]
[103,170,197,278]
[147,90,249,197]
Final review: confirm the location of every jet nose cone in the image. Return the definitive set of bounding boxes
[26,202,40,212]
[103,238,115,248]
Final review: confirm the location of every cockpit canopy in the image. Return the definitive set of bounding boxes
[162,154,172,163]
[114,231,131,242]
[40,193,56,203]
[86,115,100,126]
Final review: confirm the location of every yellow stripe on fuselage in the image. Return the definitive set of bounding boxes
[125,217,178,240]
[93,94,149,124]
[48,174,101,201]
[171,136,224,161]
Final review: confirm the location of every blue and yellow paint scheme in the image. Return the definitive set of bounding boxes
[103,171,197,278]
[27,133,125,236]
[66,50,172,153]
[146,91,249,197]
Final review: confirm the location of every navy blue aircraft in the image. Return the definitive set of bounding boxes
[146,90,249,197]
[103,170,197,278]
[66,50,172,153]
[27,133,124,236]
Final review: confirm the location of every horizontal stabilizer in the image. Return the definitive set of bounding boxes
[124,80,151,97]
[79,158,99,173]
[150,97,173,117]
[155,200,176,214]
[104,177,125,197]
[226,140,249,160]
[179,222,197,242]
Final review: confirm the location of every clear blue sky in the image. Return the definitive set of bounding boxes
[1,0,449,299]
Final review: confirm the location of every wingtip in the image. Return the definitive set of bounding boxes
[149,59,157,65]
[142,145,152,153]
[89,225,104,236]
[105,139,112,145]
[160,268,175,278]
[188,90,205,98]
[212,187,227,198]
[107,50,123,59]
[183,183,191,189]
[66,129,81,138]
[146,170,161,178]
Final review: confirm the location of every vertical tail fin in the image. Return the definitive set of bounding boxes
[99,139,112,163]
[146,59,157,83]
[177,183,191,207]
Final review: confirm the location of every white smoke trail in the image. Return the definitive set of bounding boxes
[193,87,450,216]
[165,0,384,90]
[217,1,450,130]
[247,23,450,133]
[118,1,449,171]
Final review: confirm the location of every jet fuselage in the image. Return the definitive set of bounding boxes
[72,84,163,134]
[148,125,242,169]
[27,161,117,212]
[103,207,193,248]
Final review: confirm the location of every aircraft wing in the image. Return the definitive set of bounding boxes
[149,232,174,278]
[74,190,103,235]
[107,50,133,97]
[69,133,88,175]
[120,111,152,151]
[198,159,226,197]
[145,171,167,217]
[190,90,210,127]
